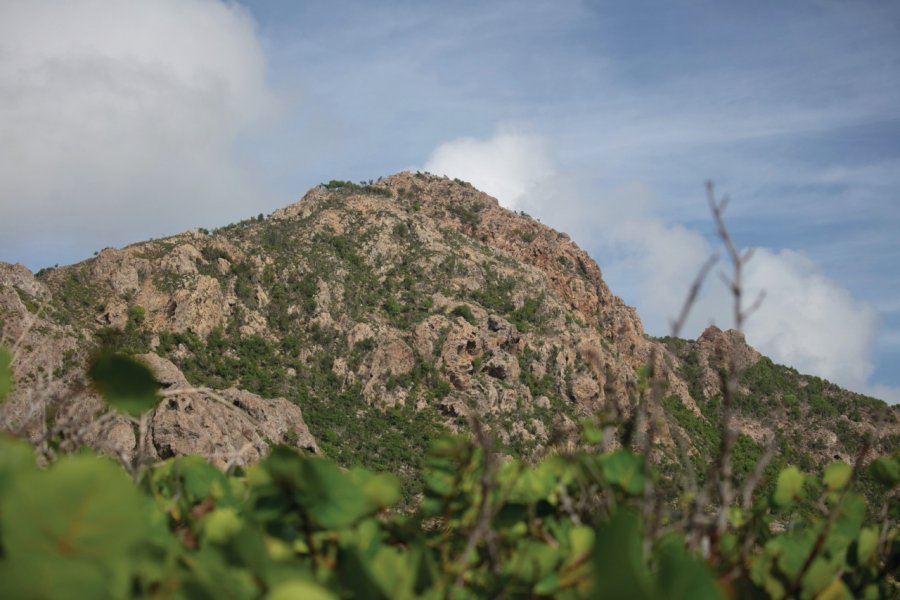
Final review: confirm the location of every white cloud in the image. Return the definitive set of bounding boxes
[0,0,277,267]
[424,127,555,210]
[742,249,878,389]
[423,129,898,401]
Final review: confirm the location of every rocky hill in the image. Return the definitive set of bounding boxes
[0,172,896,495]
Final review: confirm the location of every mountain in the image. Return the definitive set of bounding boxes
[1,172,896,496]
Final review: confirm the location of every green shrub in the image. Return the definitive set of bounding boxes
[1,424,895,599]
[450,304,476,324]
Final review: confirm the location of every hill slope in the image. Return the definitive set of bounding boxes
[1,172,896,494]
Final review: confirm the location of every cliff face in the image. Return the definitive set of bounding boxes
[0,173,896,480]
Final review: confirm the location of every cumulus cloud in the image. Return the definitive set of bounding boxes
[423,129,895,400]
[424,127,555,210]
[742,250,878,387]
[0,0,277,268]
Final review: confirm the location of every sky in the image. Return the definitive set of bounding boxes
[0,0,898,401]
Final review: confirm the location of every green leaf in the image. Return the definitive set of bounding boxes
[181,546,259,599]
[567,526,595,565]
[348,467,401,511]
[0,554,123,600]
[860,584,880,600]
[602,450,646,495]
[1,454,150,559]
[88,352,161,416]
[749,547,785,598]
[334,545,387,600]
[591,510,653,600]
[810,576,852,600]
[868,456,900,488]
[856,526,879,565]
[507,539,560,583]
[0,346,11,403]
[513,456,565,503]
[259,447,376,529]
[0,435,35,496]
[774,533,816,579]
[823,462,852,491]
[829,492,866,548]
[802,556,841,598]
[266,579,337,600]
[535,572,561,595]
[655,534,723,600]
[0,454,151,598]
[370,545,418,598]
[580,418,604,444]
[203,507,243,544]
[774,466,805,508]
[179,455,232,502]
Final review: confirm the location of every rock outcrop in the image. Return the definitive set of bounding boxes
[141,353,318,467]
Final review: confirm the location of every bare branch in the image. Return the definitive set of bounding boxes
[669,254,719,339]
[452,416,501,589]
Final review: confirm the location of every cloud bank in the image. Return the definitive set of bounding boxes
[0,0,277,268]
[424,129,893,400]
[424,128,555,210]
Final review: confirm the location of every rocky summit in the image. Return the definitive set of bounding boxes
[0,172,896,493]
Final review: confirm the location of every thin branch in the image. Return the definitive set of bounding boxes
[452,416,500,589]
[669,254,719,339]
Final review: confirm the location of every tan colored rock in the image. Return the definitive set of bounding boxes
[332,357,348,379]
[571,374,600,406]
[161,244,203,276]
[90,248,144,296]
[239,310,269,337]
[96,299,129,329]
[697,326,761,371]
[256,286,270,308]
[348,322,375,348]
[169,275,226,336]
[140,352,190,387]
[483,350,520,383]
[440,320,483,383]
[221,389,318,454]
[413,315,451,359]
[50,394,136,461]
[96,420,137,463]
[151,393,267,467]
[695,326,762,399]
[370,335,415,379]
[138,354,318,467]
[217,257,231,274]
[0,262,48,297]
[497,388,519,412]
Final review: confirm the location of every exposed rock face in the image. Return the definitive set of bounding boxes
[570,375,600,408]
[697,326,761,371]
[483,351,520,383]
[138,353,318,466]
[1,172,897,472]
[694,326,762,399]
[131,355,316,467]
[168,276,227,337]
[0,278,318,465]
[0,263,78,439]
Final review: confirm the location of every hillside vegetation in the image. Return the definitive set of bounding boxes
[0,173,898,597]
[0,358,897,598]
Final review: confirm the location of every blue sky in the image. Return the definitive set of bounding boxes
[0,0,898,400]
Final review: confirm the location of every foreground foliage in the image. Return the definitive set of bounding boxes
[0,351,899,598]
[0,429,897,598]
